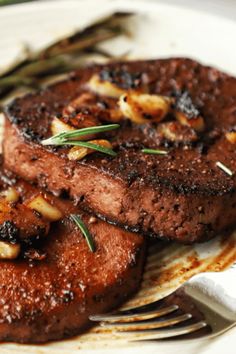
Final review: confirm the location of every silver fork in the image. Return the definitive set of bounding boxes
[90,266,236,341]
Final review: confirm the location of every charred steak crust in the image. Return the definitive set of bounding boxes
[3,58,236,243]
[0,166,145,343]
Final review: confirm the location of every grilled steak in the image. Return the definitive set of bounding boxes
[3,58,236,243]
[0,166,145,343]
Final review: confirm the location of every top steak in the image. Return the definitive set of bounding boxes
[3,58,236,243]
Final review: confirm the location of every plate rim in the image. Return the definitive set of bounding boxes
[0,1,235,353]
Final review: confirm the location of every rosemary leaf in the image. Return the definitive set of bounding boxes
[142,148,168,155]
[70,214,95,252]
[41,27,122,58]
[63,140,117,156]
[41,124,119,145]
[0,75,36,88]
[216,161,233,176]
[0,75,37,98]
[15,56,68,78]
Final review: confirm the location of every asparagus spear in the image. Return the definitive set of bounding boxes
[0,12,133,100]
[38,12,131,59]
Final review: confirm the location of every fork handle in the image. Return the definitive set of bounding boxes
[184,267,236,321]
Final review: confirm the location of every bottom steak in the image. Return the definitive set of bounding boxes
[0,166,145,343]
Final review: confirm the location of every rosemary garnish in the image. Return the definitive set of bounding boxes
[65,141,117,156]
[42,124,118,157]
[41,124,119,145]
[70,214,95,252]
[141,148,168,155]
[216,161,233,177]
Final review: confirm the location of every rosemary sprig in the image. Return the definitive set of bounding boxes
[142,148,168,155]
[63,141,117,156]
[0,75,36,88]
[41,124,119,145]
[14,56,68,78]
[40,27,122,59]
[0,75,37,97]
[216,161,233,176]
[70,214,95,252]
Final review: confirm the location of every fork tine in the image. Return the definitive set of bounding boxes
[89,304,178,323]
[99,321,207,341]
[99,313,192,331]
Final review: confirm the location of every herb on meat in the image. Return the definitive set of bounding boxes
[141,148,168,155]
[64,140,117,156]
[71,214,95,252]
[216,161,233,177]
[42,124,119,145]
[41,124,118,157]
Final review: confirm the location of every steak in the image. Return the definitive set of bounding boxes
[3,58,236,243]
[0,165,145,343]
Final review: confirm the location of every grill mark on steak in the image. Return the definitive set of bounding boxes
[3,58,236,243]
[0,164,145,343]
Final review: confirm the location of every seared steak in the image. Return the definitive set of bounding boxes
[0,166,145,343]
[3,58,236,243]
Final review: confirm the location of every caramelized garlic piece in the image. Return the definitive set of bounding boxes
[0,187,19,203]
[118,93,172,124]
[225,130,236,144]
[62,92,94,116]
[68,93,123,123]
[88,74,127,98]
[51,117,75,136]
[175,111,205,132]
[27,196,62,221]
[51,115,100,141]
[0,241,20,260]
[68,139,112,161]
[158,121,198,143]
[159,122,178,141]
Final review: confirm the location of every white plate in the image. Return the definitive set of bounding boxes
[0,1,235,353]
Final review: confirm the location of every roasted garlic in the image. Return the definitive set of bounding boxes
[118,93,172,124]
[27,196,62,221]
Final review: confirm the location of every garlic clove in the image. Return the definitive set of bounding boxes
[0,187,19,203]
[118,93,172,124]
[68,146,89,161]
[88,74,126,98]
[158,121,198,143]
[175,111,205,132]
[225,130,236,144]
[27,195,62,221]
[51,117,75,136]
[0,241,20,260]
[68,139,112,161]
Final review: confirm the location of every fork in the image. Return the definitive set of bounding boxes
[89,266,236,341]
